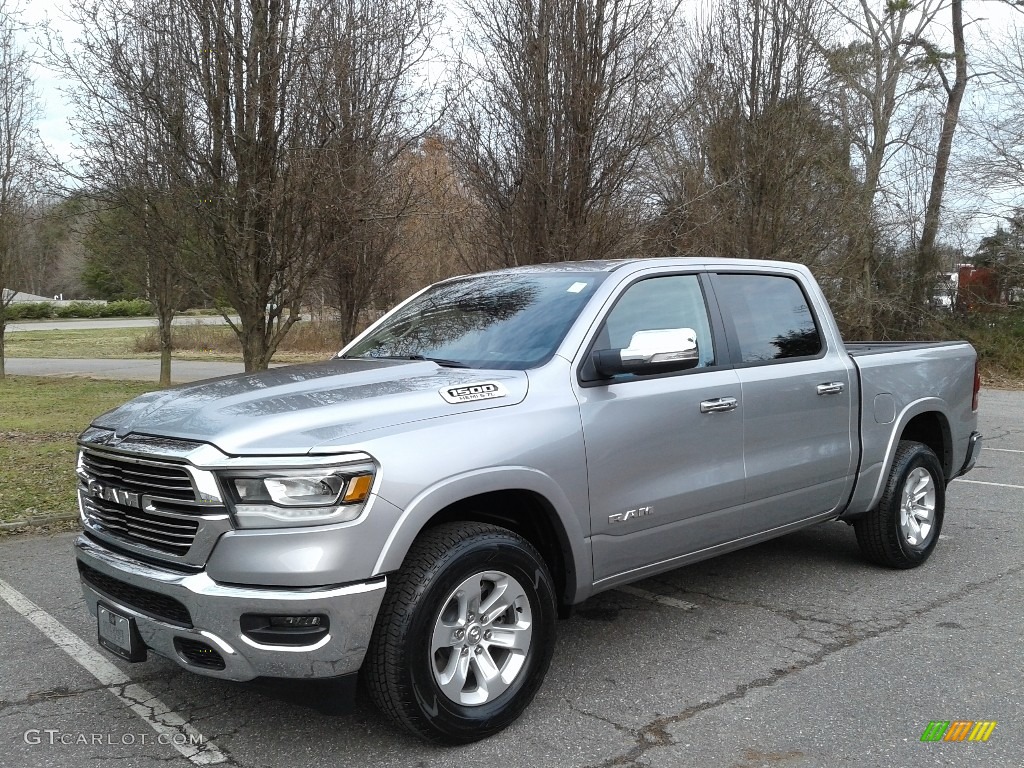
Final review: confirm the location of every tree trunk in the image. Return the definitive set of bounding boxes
[157,307,174,387]
[241,327,270,373]
[917,0,967,307]
[339,296,360,346]
[861,250,875,338]
[0,321,6,379]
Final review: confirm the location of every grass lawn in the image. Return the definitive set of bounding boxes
[5,328,150,359]
[5,325,335,364]
[0,376,157,524]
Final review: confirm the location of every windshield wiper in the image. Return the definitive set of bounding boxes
[343,354,471,369]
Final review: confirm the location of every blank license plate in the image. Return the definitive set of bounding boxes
[97,604,146,662]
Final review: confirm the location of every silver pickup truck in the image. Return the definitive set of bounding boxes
[74,258,982,743]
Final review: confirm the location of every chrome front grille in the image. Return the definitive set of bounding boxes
[80,451,196,501]
[78,447,229,562]
[81,496,199,556]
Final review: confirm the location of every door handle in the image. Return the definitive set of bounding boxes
[817,382,845,395]
[700,397,739,414]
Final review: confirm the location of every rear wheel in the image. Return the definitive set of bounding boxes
[364,522,556,743]
[855,440,945,568]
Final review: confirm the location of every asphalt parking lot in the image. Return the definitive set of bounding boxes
[1,389,1021,768]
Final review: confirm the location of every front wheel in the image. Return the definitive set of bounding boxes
[854,440,945,569]
[364,522,556,743]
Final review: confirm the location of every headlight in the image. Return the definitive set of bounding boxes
[218,464,375,528]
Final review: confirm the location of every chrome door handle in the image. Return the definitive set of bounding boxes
[817,382,845,395]
[700,397,739,414]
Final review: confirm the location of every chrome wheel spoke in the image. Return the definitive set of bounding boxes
[900,467,936,546]
[471,649,507,698]
[483,623,531,652]
[479,577,511,620]
[462,580,483,619]
[431,618,460,650]
[437,649,471,700]
[911,474,930,500]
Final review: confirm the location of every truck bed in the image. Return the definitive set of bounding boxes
[844,339,977,516]
[845,340,967,356]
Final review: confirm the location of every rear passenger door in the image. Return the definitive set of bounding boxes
[710,271,856,532]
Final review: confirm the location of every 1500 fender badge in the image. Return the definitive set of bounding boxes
[440,382,509,404]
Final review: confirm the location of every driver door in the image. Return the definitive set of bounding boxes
[574,273,745,584]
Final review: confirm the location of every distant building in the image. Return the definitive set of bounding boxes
[2,289,53,303]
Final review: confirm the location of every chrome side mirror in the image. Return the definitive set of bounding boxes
[592,328,700,378]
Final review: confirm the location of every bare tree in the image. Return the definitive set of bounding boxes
[0,0,42,379]
[57,0,440,368]
[54,0,304,371]
[970,20,1024,213]
[305,0,440,342]
[83,194,194,385]
[52,0,216,383]
[809,0,948,334]
[395,135,476,292]
[450,0,679,268]
[649,0,859,277]
[915,0,968,305]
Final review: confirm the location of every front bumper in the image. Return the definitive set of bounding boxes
[75,535,386,682]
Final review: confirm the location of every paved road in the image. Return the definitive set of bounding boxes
[4,357,253,382]
[0,390,1020,767]
[6,316,240,333]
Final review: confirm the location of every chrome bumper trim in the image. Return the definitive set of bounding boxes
[75,535,386,682]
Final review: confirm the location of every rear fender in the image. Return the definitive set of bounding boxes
[844,398,951,518]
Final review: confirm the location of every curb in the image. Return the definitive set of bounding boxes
[0,514,79,532]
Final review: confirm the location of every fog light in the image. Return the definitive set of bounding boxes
[269,615,323,628]
[240,613,330,647]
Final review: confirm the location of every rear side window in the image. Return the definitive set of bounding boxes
[713,274,822,363]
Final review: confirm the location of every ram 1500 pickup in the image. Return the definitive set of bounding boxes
[73,258,982,743]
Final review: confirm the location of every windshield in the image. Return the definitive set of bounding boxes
[343,272,606,369]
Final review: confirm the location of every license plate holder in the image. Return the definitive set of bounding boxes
[97,603,147,662]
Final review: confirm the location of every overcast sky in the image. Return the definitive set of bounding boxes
[19,0,79,162]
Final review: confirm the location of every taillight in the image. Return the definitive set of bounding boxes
[972,360,981,412]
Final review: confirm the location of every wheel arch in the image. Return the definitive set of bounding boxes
[846,398,954,519]
[900,410,953,478]
[372,468,593,608]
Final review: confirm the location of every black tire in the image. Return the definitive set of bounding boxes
[854,440,945,569]
[363,522,556,744]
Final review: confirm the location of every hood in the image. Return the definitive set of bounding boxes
[90,358,529,455]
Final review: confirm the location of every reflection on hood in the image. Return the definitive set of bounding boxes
[91,358,528,455]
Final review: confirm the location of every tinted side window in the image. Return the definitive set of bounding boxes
[714,274,822,363]
[600,275,715,368]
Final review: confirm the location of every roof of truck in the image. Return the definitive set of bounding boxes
[476,257,810,276]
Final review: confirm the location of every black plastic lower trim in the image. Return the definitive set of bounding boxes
[78,561,193,627]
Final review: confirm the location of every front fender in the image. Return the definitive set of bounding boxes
[372,466,594,604]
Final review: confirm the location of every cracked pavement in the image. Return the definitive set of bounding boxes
[1,389,1020,767]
